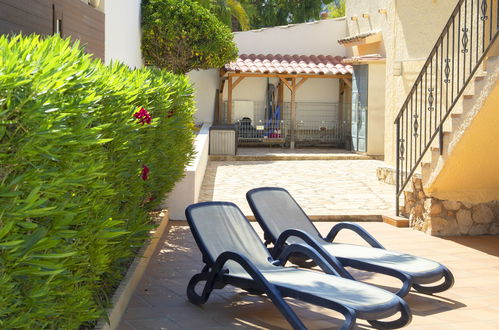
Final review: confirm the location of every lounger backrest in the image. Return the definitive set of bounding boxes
[186,202,274,271]
[247,187,322,244]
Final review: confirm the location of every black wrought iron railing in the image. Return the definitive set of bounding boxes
[395,0,499,215]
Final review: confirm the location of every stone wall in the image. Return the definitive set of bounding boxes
[402,177,499,236]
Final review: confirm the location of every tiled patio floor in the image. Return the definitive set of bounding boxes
[118,221,499,330]
[198,159,394,217]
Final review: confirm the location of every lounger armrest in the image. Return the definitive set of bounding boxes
[325,222,385,249]
[275,243,341,276]
[213,251,268,280]
[274,229,353,279]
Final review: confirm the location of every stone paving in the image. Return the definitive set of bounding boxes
[236,147,354,156]
[199,159,395,217]
[118,221,499,329]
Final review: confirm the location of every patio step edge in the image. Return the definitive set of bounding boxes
[381,214,410,228]
[95,211,170,330]
[210,154,378,161]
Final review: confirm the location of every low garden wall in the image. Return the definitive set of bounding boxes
[163,123,211,220]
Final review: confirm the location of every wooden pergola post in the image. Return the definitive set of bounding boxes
[216,78,226,124]
[224,75,246,124]
[290,77,297,149]
[227,76,233,124]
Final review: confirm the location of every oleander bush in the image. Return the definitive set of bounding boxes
[0,35,195,328]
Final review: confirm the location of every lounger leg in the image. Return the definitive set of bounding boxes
[186,272,213,305]
[412,266,455,294]
[367,300,412,329]
[338,306,356,330]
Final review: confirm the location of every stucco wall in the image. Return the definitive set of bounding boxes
[223,78,339,105]
[367,63,386,155]
[234,18,347,55]
[104,0,143,68]
[188,69,219,124]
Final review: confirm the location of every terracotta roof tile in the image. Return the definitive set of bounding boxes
[224,54,353,75]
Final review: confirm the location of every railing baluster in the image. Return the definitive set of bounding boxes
[490,0,493,40]
[458,7,461,93]
[452,17,456,102]
[470,0,474,73]
[425,69,428,146]
[442,34,450,128]
[419,77,423,156]
[463,0,468,86]
[411,91,415,175]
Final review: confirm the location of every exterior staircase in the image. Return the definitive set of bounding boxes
[421,55,499,187]
[395,0,499,235]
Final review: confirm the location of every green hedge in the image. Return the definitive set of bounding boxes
[0,35,195,328]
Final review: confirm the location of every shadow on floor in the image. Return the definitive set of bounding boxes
[443,235,499,257]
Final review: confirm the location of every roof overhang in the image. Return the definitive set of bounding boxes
[338,31,382,47]
[222,54,353,78]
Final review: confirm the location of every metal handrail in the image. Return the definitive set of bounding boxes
[395,0,499,215]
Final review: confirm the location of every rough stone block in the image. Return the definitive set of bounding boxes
[404,191,415,202]
[456,209,473,235]
[424,199,442,216]
[411,204,424,218]
[418,191,426,200]
[490,223,499,235]
[404,200,415,215]
[442,200,462,211]
[472,204,494,224]
[491,201,499,218]
[431,216,460,236]
[468,223,489,235]
[462,201,473,209]
[412,177,423,191]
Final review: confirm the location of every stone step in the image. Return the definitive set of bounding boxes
[209,153,376,161]
[430,147,441,169]
[450,113,462,131]
[421,162,432,183]
[382,214,409,228]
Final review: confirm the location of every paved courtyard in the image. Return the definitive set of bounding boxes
[199,159,395,217]
[118,221,499,329]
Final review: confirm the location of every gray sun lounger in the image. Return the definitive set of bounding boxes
[185,201,412,330]
[246,187,454,297]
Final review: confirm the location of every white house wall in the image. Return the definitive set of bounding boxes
[234,18,347,55]
[188,69,220,124]
[104,0,143,68]
[367,63,386,156]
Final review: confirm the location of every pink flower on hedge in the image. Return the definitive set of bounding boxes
[141,165,150,180]
[133,107,152,125]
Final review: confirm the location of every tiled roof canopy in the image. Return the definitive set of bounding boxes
[224,54,353,75]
